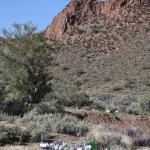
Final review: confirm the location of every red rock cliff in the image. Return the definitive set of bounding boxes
[45,0,150,40]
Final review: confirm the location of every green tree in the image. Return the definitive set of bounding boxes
[0,22,55,104]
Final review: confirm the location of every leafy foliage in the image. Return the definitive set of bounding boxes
[0,23,55,104]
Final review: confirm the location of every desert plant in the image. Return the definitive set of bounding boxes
[144,79,150,87]
[55,85,92,108]
[1,99,27,116]
[142,65,150,70]
[138,95,150,113]
[133,134,150,147]
[124,79,136,88]
[20,110,90,140]
[0,22,54,104]
[112,86,123,91]
[88,140,98,150]
[56,114,90,136]
[75,69,85,76]
[0,112,18,122]
[89,125,131,148]
[61,66,69,71]
[104,77,111,82]
[0,125,30,145]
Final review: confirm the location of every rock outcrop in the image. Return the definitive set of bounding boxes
[45,0,150,40]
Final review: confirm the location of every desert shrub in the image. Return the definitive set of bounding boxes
[20,110,90,141]
[89,125,128,147]
[0,125,30,145]
[111,95,137,113]
[52,84,92,108]
[74,27,84,34]
[91,100,106,111]
[0,131,9,146]
[20,110,52,142]
[125,127,143,138]
[144,79,150,87]
[124,79,136,88]
[100,94,140,114]
[142,65,150,70]
[56,91,92,108]
[90,92,114,111]
[133,134,150,147]
[126,102,140,115]
[104,77,111,82]
[0,112,18,122]
[124,127,150,147]
[61,66,69,71]
[89,124,150,148]
[90,93,140,114]
[75,69,85,76]
[112,86,123,91]
[73,79,83,87]
[1,99,27,116]
[138,95,150,113]
[56,114,90,136]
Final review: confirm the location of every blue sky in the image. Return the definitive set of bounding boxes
[0,0,70,32]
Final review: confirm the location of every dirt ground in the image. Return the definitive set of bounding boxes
[0,144,38,150]
[0,108,150,150]
[64,107,150,133]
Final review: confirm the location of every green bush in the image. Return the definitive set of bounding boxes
[138,95,150,113]
[20,110,52,142]
[0,112,18,122]
[0,125,30,145]
[89,93,142,114]
[56,92,92,108]
[0,131,9,146]
[90,125,126,147]
[0,23,54,104]
[56,114,90,136]
[20,110,90,141]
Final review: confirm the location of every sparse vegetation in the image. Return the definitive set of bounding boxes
[61,66,69,71]
[144,79,150,87]
[20,109,90,141]
[0,125,30,145]
[142,65,150,70]
[104,77,111,82]
[0,23,54,105]
[75,69,85,76]
[112,85,124,91]
[1,1,150,148]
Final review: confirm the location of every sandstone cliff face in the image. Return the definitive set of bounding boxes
[45,0,150,40]
[45,0,101,40]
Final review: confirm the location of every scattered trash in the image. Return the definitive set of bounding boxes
[40,142,49,149]
[39,140,110,150]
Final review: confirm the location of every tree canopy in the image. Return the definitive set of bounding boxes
[0,23,55,104]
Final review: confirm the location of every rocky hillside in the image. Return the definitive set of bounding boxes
[45,0,150,94]
[45,0,150,41]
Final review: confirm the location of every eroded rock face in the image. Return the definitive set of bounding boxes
[45,0,101,40]
[45,0,150,40]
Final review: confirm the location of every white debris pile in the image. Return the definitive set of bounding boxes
[39,141,92,150]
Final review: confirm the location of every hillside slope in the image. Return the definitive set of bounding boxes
[45,0,150,94]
